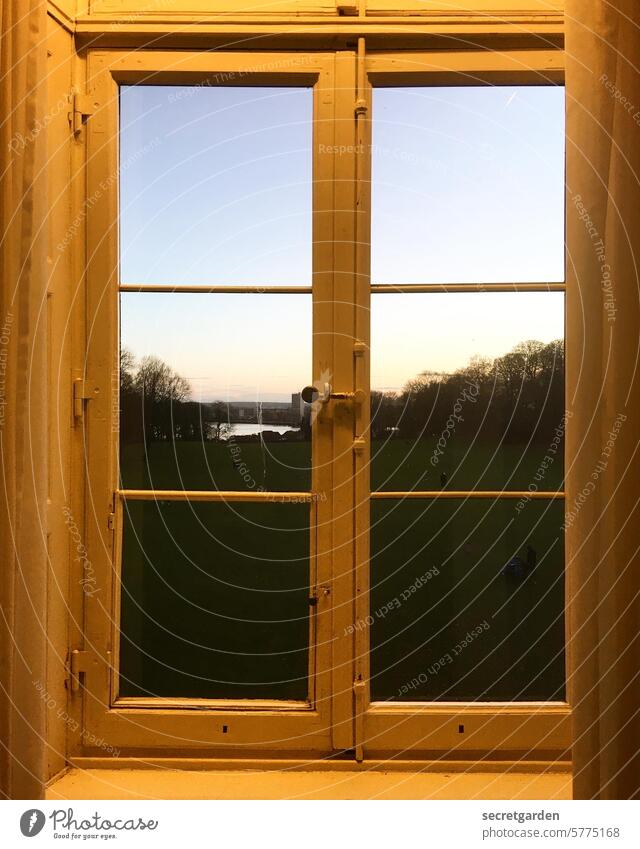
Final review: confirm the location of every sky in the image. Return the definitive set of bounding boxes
[371,86,565,284]
[120,84,565,401]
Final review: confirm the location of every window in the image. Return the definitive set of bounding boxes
[82,48,568,757]
[369,86,566,704]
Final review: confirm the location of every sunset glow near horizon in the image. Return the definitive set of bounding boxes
[120,84,565,402]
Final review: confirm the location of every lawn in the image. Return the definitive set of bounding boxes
[118,438,565,703]
[370,498,565,702]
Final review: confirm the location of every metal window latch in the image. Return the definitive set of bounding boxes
[73,378,99,421]
[309,586,331,607]
[301,384,364,407]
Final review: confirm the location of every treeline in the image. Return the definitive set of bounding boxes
[119,350,230,443]
[120,338,564,446]
[371,339,564,444]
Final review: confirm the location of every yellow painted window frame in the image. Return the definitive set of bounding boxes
[76,42,570,763]
[82,49,345,756]
[355,46,569,759]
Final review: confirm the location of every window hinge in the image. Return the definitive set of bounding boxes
[355,98,368,118]
[66,650,90,693]
[66,649,110,693]
[73,378,99,422]
[353,340,366,357]
[107,511,116,531]
[353,676,366,762]
[353,437,366,455]
[69,92,95,136]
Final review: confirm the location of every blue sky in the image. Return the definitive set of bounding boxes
[120,84,565,400]
[120,85,312,286]
[371,85,565,284]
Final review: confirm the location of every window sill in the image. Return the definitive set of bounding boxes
[47,762,572,800]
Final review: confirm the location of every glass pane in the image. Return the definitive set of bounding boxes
[370,498,565,701]
[371,86,565,284]
[120,293,312,491]
[120,86,312,286]
[371,292,565,491]
[119,500,311,700]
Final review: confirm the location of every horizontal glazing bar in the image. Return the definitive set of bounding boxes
[370,490,565,499]
[120,284,565,294]
[371,283,566,293]
[368,701,570,713]
[118,489,316,502]
[114,697,312,711]
[119,284,312,294]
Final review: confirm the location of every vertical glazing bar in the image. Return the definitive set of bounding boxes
[330,50,359,752]
[353,36,372,761]
[312,57,336,724]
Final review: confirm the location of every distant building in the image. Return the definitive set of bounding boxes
[291,393,304,425]
[223,400,294,424]
[235,404,254,421]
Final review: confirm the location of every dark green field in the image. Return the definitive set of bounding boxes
[119,499,311,701]
[121,435,563,493]
[369,498,565,702]
[120,439,312,492]
[119,438,565,703]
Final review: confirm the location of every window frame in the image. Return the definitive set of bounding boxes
[356,47,569,757]
[83,49,344,755]
[77,44,570,762]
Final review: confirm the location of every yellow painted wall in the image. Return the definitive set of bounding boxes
[48,0,76,28]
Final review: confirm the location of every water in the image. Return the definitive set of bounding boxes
[224,423,300,438]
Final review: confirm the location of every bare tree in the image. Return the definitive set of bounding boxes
[120,347,136,395]
[206,401,231,442]
[119,354,193,443]
[134,355,191,404]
